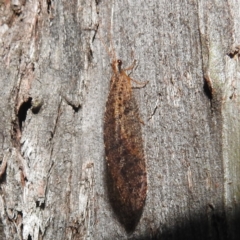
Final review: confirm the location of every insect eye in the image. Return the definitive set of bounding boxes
[117,60,122,65]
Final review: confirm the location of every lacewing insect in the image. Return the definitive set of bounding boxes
[101,17,148,232]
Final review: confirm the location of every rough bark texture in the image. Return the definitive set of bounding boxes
[0,0,240,239]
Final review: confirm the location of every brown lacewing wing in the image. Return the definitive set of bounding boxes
[104,58,147,232]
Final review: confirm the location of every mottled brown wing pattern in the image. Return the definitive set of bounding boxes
[104,60,147,232]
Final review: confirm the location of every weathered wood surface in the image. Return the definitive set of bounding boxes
[0,0,240,239]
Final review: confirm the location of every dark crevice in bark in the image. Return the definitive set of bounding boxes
[11,4,23,16]
[0,152,8,182]
[227,46,240,59]
[148,105,158,121]
[227,52,237,58]
[61,95,81,113]
[88,47,93,63]
[47,0,51,14]
[49,99,62,141]
[0,165,7,183]
[91,23,99,44]
[203,78,213,100]
[95,0,101,5]
[36,200,45,210]
[11,121,19,147]
[17,97,32,131]
[65,100,81,113]
[229,87,236,100]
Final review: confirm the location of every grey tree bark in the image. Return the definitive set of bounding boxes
[0,0,240,239]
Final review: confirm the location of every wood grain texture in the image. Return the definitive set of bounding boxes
[104,59,147,232]
[1,0,240,239]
